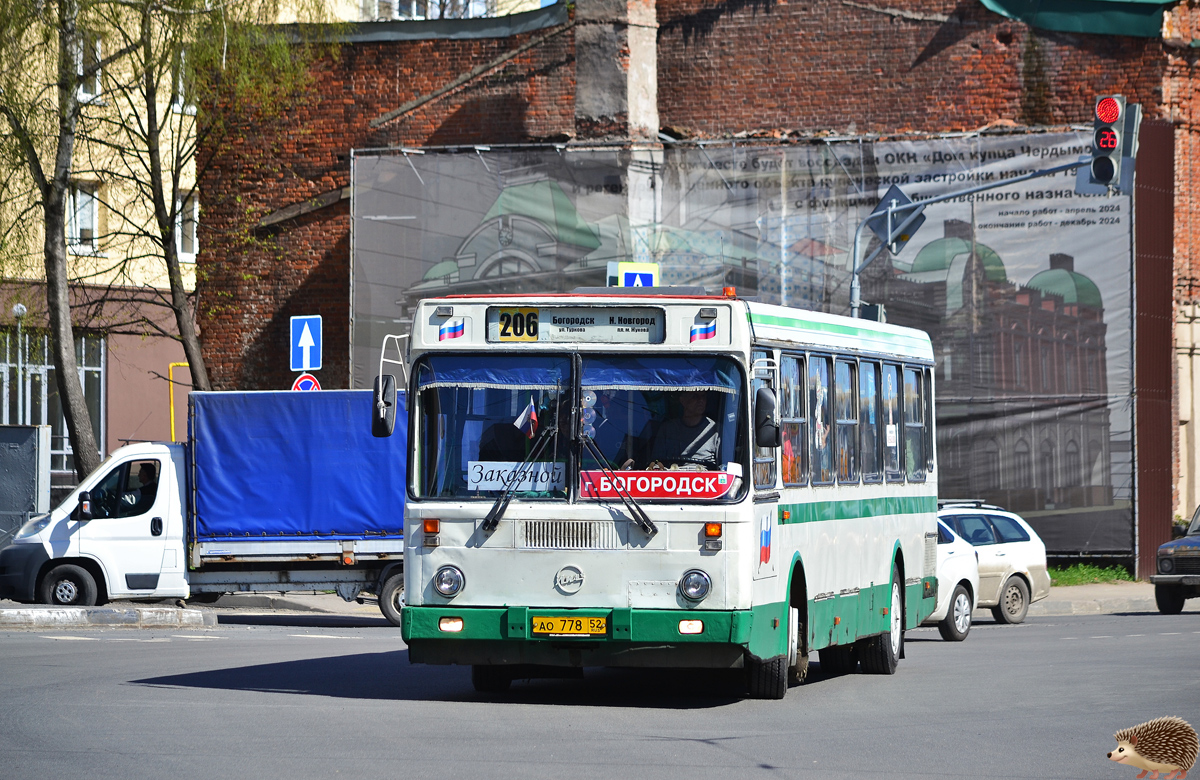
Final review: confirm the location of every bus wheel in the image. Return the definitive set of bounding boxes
[472,665,512,693]
[745,653,787,699]
[860,567,902,675]
[378,573,404,627]
[818,645,857,675]
[787,606,808,686]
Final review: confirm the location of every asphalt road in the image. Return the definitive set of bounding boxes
[0,611,1197,780]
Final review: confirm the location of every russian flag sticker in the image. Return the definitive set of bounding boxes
[689,321,716,342]
[439,319,465,341]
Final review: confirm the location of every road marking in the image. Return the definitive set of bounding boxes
[1160,632,1181,635]
[172,635,225,640]
[287,634,361,640]
[1126,634,1144,637]
[1061,637,1077,640]
[39,635,99,640]
[1090,636,1113,639]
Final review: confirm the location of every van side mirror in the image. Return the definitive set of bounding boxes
[754,387,781,448]
[372,374,397,438]
[74,491,93,522]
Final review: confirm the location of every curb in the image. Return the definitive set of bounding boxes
[0,606,216,629]
[1029,598,1159,617]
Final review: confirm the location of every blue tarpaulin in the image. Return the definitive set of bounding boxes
[189,391,406,540]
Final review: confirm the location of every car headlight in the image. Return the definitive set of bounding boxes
[1159,557,1175,574]
[14,516,51,540]
[433,565,465,597]
[679,569,711,602]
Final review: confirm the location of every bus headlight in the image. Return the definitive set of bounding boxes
[679,569,711,602]
[1159,557,1175,574]
[433,565,465,597]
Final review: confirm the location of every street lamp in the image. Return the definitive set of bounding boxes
[12,303,26,423]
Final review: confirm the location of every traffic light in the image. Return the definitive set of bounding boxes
[1090,95,1125,187]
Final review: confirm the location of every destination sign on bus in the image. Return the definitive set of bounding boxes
[486,306,665,344]
[579,470,736,500]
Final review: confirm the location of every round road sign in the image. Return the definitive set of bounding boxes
[291,373,322,391]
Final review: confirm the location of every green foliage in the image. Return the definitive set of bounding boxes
[1048,563,1134,587]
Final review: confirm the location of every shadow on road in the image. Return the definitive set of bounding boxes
[214,613,394,629]
[132,650,756,708]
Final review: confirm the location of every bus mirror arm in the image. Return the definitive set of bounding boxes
[581,435,657,537]
[754,387,782,448]
[372,374,397,438]
[481,425,558,532]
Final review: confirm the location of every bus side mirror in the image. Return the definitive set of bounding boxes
[74,491,93,522]
[754,387,781,448]
[372,374,397,438]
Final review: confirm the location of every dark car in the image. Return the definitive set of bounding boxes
[1151,506,1200,614]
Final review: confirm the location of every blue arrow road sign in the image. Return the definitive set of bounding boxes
[290,315,322,372]
[624,272,655,287]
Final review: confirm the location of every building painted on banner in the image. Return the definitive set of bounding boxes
[191,0,1200,574]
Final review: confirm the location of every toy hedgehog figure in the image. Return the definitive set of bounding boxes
[1108,717,1199,780]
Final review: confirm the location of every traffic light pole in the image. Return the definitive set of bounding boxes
[850,158,1088,318]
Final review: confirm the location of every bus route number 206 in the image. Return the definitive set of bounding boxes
[497,308,539,342]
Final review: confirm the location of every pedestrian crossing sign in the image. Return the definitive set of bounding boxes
[607,261,659,288]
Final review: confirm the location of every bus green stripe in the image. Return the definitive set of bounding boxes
[779,495,937,524]
[749,313,932,353]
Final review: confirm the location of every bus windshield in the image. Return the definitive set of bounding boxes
[580,355,743,475]
[413,355,571,500]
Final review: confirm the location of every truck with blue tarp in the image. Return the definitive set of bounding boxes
[0,390,408,625]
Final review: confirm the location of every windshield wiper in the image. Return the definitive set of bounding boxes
[481,424,558,532]
[580,434,657,537]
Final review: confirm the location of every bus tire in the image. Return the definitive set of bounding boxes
[745,654,787,699]
[471,665,512,693]
[818,645,857,675]
[860,566,902,675]
[379,573,404,627]
[787,606,808,686]
[1155,583,1186,615]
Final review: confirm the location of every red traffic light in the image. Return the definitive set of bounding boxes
[1096,97,1122,124]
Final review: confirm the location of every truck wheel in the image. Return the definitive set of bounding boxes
[379,573,404,627]
[39,564,98,607]
[1155,583,1186,615]
[471,665,512,693]
[991,576,1030,624]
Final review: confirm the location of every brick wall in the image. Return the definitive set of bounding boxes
[198,21,576,390]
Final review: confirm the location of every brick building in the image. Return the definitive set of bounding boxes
[197,0,1200,573]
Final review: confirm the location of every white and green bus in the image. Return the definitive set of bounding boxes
[374,290,938,698]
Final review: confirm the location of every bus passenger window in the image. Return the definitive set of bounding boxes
[752,350,777,489]
[860,361,882,482]
[882,363,904,482]
[835,360,857,482]
[924,368,935,475]
[903,367,926,481]
[809,356,833,484]
[781,355,806,486]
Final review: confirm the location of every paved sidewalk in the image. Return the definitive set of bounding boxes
[1025,580,1165,617]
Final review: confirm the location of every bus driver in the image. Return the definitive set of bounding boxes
[648,390,720,469]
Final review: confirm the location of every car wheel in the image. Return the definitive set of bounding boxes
[991,576,1030,624]
[38,564,98,607]
[1155,583,1186,615]
[471,665,512,693]
[378,572,404,627]
[787,606,808,686]
[938,584,972,641]
[860,567,903,674]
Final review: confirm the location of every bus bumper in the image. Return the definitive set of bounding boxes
[402,605,754,669]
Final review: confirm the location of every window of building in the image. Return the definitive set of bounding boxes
[68,183,98,252]
[1015,438,1031,487]
[177,193,198,262]
[809,355,833,485]
[1039,439,1056,502]
[982,439,1000,492]
[0,329,104,474]
[860,361,881,483]
[1012,333,1025,389]
[834,359,857,483]
[780,354,806,487]
[172,48,196,115]
[1065,440,1081,487]
[76,31,102,101]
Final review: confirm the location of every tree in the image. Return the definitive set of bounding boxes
[0,0,138,478]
